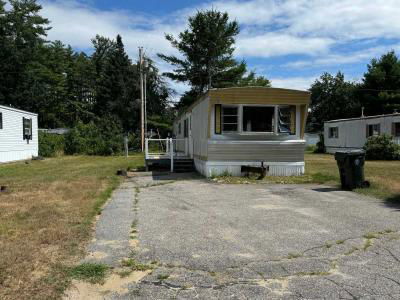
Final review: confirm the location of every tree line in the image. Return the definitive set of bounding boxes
[1,0,398,138]
[309,51,400,132]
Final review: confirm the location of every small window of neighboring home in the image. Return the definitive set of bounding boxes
[242,106,275,133]
[278,105,296,135]
[184,119,188,138]
[0,112,2,129]
[222,106,239,132]
[393,122,400,137]
[178,122,181,135]
[23,117,32,141]
[329,127,339,138]
[366,124,380,137]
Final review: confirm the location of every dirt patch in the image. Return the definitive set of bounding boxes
[65,270,150,300]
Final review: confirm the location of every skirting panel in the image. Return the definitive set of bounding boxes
[194,158,305,177]
[0,149,38,163]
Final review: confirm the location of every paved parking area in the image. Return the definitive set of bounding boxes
[79,173,400,299]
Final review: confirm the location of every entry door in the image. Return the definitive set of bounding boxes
[188,116,193,159]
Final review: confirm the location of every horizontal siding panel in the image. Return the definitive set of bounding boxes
[208,143,305,162]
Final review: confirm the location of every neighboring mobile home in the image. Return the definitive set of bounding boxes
[324,113,400,154]
[0,105,38,163]
[173,87,310,177]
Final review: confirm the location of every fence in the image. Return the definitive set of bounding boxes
[145,138,188,172]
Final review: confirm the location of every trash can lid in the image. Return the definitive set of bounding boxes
[335,149,365,155]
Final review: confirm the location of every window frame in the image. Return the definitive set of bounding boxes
[367,123,380,137]
[328,126,339,139]
[0,112,2,130]
[221,105,239,133]
[23,117,33,141]
[393,122,400,137]
[242,105,276,134]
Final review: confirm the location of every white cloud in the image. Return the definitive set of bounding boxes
[236,33,333,57]
[285,44,400,68]
[270,76,317,90]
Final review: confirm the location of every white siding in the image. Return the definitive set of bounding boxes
[191,97,209,158]
[324,115,400,153]
[0,106,38,163]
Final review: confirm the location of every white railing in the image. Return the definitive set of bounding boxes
[145,138,189,172]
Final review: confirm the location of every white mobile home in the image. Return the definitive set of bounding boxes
[324,113,400,154]
[172,87,310,177]
[0,105,38,163]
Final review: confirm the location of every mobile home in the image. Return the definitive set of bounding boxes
[324,113,400,154]
[0,105,38,163]
[172,87,310,177]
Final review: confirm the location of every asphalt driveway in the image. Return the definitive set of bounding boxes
[97,173,400,299]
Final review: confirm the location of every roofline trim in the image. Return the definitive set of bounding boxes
[0,104,38,116]
[325,113,400,123]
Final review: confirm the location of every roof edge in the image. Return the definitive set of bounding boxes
[0,104,38,116]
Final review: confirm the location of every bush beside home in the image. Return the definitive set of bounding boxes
[364,134,400,160]
[39,131,65,157]
[39,119,141,157]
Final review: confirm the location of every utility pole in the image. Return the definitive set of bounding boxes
[144,59,148,140]
[139,47,144,152]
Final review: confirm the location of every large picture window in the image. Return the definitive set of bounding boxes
[222,106,238,132]
[242,106,274,132]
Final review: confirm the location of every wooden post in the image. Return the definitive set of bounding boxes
[145,138,149,160]
[124,135,128,157]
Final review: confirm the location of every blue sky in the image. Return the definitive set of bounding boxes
[37,0,400,98]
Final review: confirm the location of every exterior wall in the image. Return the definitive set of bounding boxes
[191,97,209,159]
[207,140,305,162]
[324,115,400,153]
[0,106,38,163]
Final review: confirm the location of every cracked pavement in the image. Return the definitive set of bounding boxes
[87,173,400,299]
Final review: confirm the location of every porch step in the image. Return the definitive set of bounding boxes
[173,159,195,173]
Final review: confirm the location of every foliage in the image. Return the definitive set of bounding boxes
[68,263,108,284]
[314,133,326,153]
[308,72,360,132]
[38,131,65,157]
[235,71,271,87]
[363,134,400,160]
[64,119,124,155]
[158,10,246,95]
[0,1,172,137]
[359,51,400,115]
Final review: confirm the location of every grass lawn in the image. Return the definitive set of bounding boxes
[0,155,143,300]
[216,153,400,203]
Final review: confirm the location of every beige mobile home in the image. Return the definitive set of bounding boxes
[170,87,310,177]
[324,113,400,154]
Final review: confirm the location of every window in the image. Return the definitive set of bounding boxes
[23,117,32,141]
[278,105,296,135]
[329,127,339,138]
[393,122,400,137]
[222,106,238,132]
[367,124,380,137]
[0,112,2,129]
[242,106,274,132]
[184,119,188,138]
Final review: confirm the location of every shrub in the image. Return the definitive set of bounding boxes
[314,133,326,153]
[38,131,65,157]
[64,119,125,156]
[364,134,400,160]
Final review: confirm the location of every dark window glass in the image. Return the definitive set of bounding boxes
[0,112,2,129]
[279,106,296,135]
[184,119,188,138]
[367,124,380,137]
[394,122,400,137]
[242,106,274,132]
[329,127,339,138]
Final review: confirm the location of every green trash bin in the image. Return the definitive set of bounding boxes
[334,150,369,190]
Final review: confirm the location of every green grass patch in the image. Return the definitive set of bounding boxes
[157,274,170,281]
[287,252,302,259]
[121,259,153,271]
[68,263,108,284]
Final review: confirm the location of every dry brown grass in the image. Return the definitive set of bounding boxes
[0,155,143,300]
